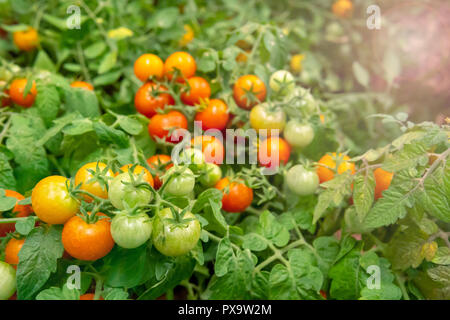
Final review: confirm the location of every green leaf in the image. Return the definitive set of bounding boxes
[353,171,375,221]
[17,226,64,300]
[84,42,107,59]
[352,62,370,87]
[313,236,340,275]
[149,7,179,29]
[0,151,16,190]
[269,263,300,299]
[117,116,143,135]
[197,50,217,73]
[428,266,450,286]
[34,50,56,72]
[0,189,18,211]
[98,51,118,74]
[192,188,223,214]
[36,284,80,300]
[64,88,100,118]
[92,70,122,86]
[432,247,450,265]
[202,198,228,235]
[259,211,290,247]
[103,288,129,300]
[15,216,36,236]
[383,49,401,85]
[215,237,234,277]
[382,142,428,172]
[242,233,267,252]
[93,121,129,148]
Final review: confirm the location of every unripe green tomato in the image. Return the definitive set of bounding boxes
[152,208,201,257]
[286,164,319,196]
[111,213,152,249]
[176,148,205,171]
[0,261,16,300]
[284,120,314,148]
[109,173,153,210]
[249,103,286,134]
[269,70,295,97]
[291,87,317,114]
[199,163,222,187]
[163,166,195,196]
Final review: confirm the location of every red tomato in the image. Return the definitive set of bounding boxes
[80,293,104,300]
[0,190,33,237]
[134,82,174,118]
[215,177,253,213]
[70,81,94,91]
[258,137,291,168]
[233,75,266,109]
[194,99,229,131]
[180,77,211,106]
[191,135,224,164]
[148,111,188,143]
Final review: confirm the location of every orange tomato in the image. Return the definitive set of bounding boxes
[0,190,33,237]
[316,153,355,183]
[80,293,104,300]
[180,76,211,106]
[118,164,154,187]
[163,51,196,82]
[233,75,266,110]
[191,135,224,164]
[9,78,37,108]
[62,212,115,261]
[5,238,24,267]
[147,155,173,190]
[332,0,354,19]
[194,99,229,131]
[373,168,393,200]
[134,82,174,118]
[134,53,164,82]
[74,162,115,201]
[13,27,39,51]
[148,110,188,143]
[70,81,94,91]
[215,177,253,213]
[258,137,291,168]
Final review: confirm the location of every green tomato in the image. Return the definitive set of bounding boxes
[111,212,152,249]
[291,87,317,114]
[199,163,222,187]
[269,70,295,97]
[152,208,201,257]
[0,261,16,300]
[284,120,314,148]
[249,103,286,134]
[175,148,205,171]
[286,164,319,196]
[163,166,195,196]
[109,173,153,210]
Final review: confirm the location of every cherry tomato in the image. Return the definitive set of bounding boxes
[374,168,393,200]
[269,70,295,97]
[163,52,196,82]
[9,78,37,107]
[194,99,229,131]
[0,190,32,237]
[258,137,291,168]
[31,176,80,225]
[283,120,314,148]
[175,148,205,171]
[74,162,115,201]
[147,154,173,190]
[118,164,154,187]
[0,261,16,300]
[62,212,115,261]
[290,54,305,73]
[316,153,355,183]
[191,135,224,164]
[152,208,201,257]
[4,238,24,267]
[199,163,222,188]
[215,177,253,213]
[80,293,104,300]
[111,212,152,249]
[109,172,153,210]
[286,165,319,196]
[148,110,188,143]
[233,75,266,110]
[70,81,93,91]
[13,27,39,51]
[249,103,286,135]
[134,82,174,118]
[180,77,211,106]
[162,166,195,196]
[332,0,354,18]
[134,53,164,82]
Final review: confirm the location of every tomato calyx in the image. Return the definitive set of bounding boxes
[240,84,264,109]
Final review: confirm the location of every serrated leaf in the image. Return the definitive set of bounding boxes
[353,171,375,221]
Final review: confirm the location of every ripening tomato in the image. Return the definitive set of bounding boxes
[0,261,16,300]
[70,81,93,91]
[191,135,224,164]
[74,162,115,201]
[163,52,196,82]
[9,78,37,107]
[133,53,164,82]
[215,177,253,213]
[233,75,266,110]
[147,154,173,189]
[374,168,393,200]
[62,212,115,261]
[258,137,291,168]
[13,27,39,51]
[0,190,32,237]
[118,164,154,187]
[249,103,286,135]
[180,76,211,106]
[32,176,80,225]
[194,99,229,131]
[80,293,104,300]
[332,0,353,18]
[148,110,188,143]
[134,82,174,118]
[316,153,355,183]
[179,24,194,46]
[5,238,24,267]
